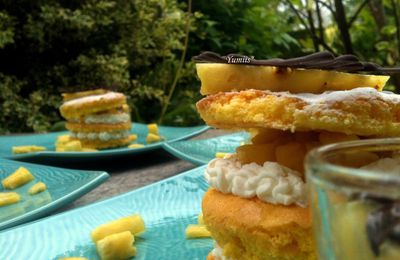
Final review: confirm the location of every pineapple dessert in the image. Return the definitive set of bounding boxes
[2,167,34,189]
[59,88,135,149]
[194,51,400,260]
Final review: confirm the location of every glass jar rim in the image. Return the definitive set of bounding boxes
[306,138,400,188]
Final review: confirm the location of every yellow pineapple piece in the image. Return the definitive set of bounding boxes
[56,147,65,152]
[128,143,145,149]
[59,257,88,260]
[12,145,46,154]
[146,133,163,143]
[57,134,72,144]
[81,148,98,152]
[91,214,145,243]
[197,63,389,95]
[318,131,360,145]
[128,134,137,142]
[96,231,136,260]
[198,213,204,225]
[63,140,82,151]
[275,142,307,173]
[236,143,276,165]
[0,192,21,207]
[251,128,289,144]
[215,152,229,158]
[2,167,34,189]
[28,182,47,195]
[185,224,211,238]
[147,123,159,135]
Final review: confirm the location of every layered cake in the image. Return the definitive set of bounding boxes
[194,51,400,259]
[60,88,135,149]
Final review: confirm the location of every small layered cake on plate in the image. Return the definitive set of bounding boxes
[60,88,135,149]
[194,51,400,260]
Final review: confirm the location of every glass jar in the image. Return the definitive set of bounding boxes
[306,138,400,260]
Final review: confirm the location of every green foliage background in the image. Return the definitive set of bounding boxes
[0,0,399,133]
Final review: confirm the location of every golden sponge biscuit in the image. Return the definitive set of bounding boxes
[60,92,126,119]
[77,135,135,149]
[197,88,400,137]
[65,122,131,133]
[202,188,315,260]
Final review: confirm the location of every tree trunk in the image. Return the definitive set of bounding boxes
[334,0,354,54]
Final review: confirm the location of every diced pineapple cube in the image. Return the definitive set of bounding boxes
[146,133,163,143]
[12,145,46,154]
[236,143,276,165]
[0,192,21,207]
[28,182,47,195]
[63,140,82,151]
[59,257,89,260]
[147,123,159,135]
[96,231,136,260]
[185,224,211,238]
[128,144,145,149]
[91,214,145,243]
[318,131,360,145]
[57,134,72,144]
[2,167,34,189]
[56,147,65,152]
[198,213,204,225]
[275,142,307,173]
[215,152,229,158]
[81,148,98,152]
[128,134,138,142]
[251,128,288,144]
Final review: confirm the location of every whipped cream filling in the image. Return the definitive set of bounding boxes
[211,244,232,260]
[71,130,130,141]
[70,113,130,124]
[205,155,307,207]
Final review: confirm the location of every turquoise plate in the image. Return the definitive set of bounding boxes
[0,158,109,231]
[162,132,250,165]
[0,123,209,161]
[0,166,212,260]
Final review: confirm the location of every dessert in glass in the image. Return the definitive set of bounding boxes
[306,138,400,260]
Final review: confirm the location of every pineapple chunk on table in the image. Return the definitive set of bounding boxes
[0,192,21,207]
[147,123,159,135]
[185,224,211,238]
[128,144,145,149]
[96,231,136,260]
[91,214,145,243]
[63,140,82,152]
[12,145,46,154]
[198,213,204,225]
[2,167,34,189]
[28,182,47,195]
[146,133,163,143]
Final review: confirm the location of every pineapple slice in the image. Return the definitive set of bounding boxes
[197,64,389,95]
[12,145,46,154]
[28,182,47,195]
[91,214,145,243]
[236,143,276,165]
[96,231,136,260]
[147,123,159,135]
[185,224,211,238]
[146,133,163,143]
[275,142,307,173]
[2,167,34,189]
[128,144,145,149]
[318,131,360,144]
[0,192,21,207]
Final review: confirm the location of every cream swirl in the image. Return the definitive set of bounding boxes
[205,155,307,207]
[71,130,130,141]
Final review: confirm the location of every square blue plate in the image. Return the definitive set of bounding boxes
[0,123,209,161]
[0,165,212,260]
[0,158,109,231]
[162,132,250,165]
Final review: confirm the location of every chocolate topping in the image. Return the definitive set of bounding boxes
[193,51,400,74]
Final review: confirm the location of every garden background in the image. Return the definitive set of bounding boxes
[1,0,399,134]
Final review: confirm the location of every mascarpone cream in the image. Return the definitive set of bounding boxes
[205,155,307,207]
[71,130,130,141]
